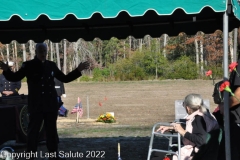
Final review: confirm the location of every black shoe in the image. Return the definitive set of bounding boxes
[64,110,69,117]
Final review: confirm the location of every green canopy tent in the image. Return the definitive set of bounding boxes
[0,0,239,43]
[0,1,240,159]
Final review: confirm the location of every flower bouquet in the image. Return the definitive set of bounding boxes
[96,113,116,123]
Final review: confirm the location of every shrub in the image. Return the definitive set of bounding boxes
[205,64,223,80]
[92,68,110,81]
[80,75,91,82]
[164,56,198,79]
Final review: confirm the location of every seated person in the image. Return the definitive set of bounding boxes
[0,61,21,96]
[156,93,219,160]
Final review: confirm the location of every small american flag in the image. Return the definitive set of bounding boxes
[71,97,83,117]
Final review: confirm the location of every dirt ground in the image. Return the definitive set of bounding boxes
[1,80,217,160]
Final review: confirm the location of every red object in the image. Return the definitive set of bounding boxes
[213,106,220,113]
[229,62,238,72]
[219,81,230,92]
[163,156,170,160]
[104,96,108,101]
[99,101,102,106]
[205,70,212,76]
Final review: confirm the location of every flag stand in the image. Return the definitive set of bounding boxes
[76,97,83,123]
[118,143,122,160]
[76,97,80,123]
[87,96,89,119]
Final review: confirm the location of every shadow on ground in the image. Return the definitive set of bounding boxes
[0,137,170,160]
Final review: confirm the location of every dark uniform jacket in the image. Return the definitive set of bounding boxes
[3,57,81,113]
[229,58,240,124]
[54,78,65,96]
[0,74,21,96]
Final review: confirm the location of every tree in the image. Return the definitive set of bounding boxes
[165,33,194,60]
[29,40,35,60]
[229,31,234,63]
[55,43,61,70]
[233,28,238,62]
[143,41,167,79]
[22,44,26,62]
[162,34,168,57]
[63,40,67,74]
[14,41,19,70]
[0,43,5,61]
[204,30,223,66]
[6,44,9,62]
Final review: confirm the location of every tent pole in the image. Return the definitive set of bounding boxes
[223,11,231,160]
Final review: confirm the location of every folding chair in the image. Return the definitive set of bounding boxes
[147,99,210,160]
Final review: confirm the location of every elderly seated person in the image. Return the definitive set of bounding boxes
[156,93,219,160]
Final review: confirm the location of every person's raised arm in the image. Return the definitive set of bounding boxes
[77,61,90,73]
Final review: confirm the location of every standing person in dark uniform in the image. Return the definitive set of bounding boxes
[227,54,240,160]
[0,61,21,96]
[54,78,68,117]
[0,43,89,160]
[218,33,240,160]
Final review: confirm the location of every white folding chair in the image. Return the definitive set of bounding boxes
[147,99,210,160]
